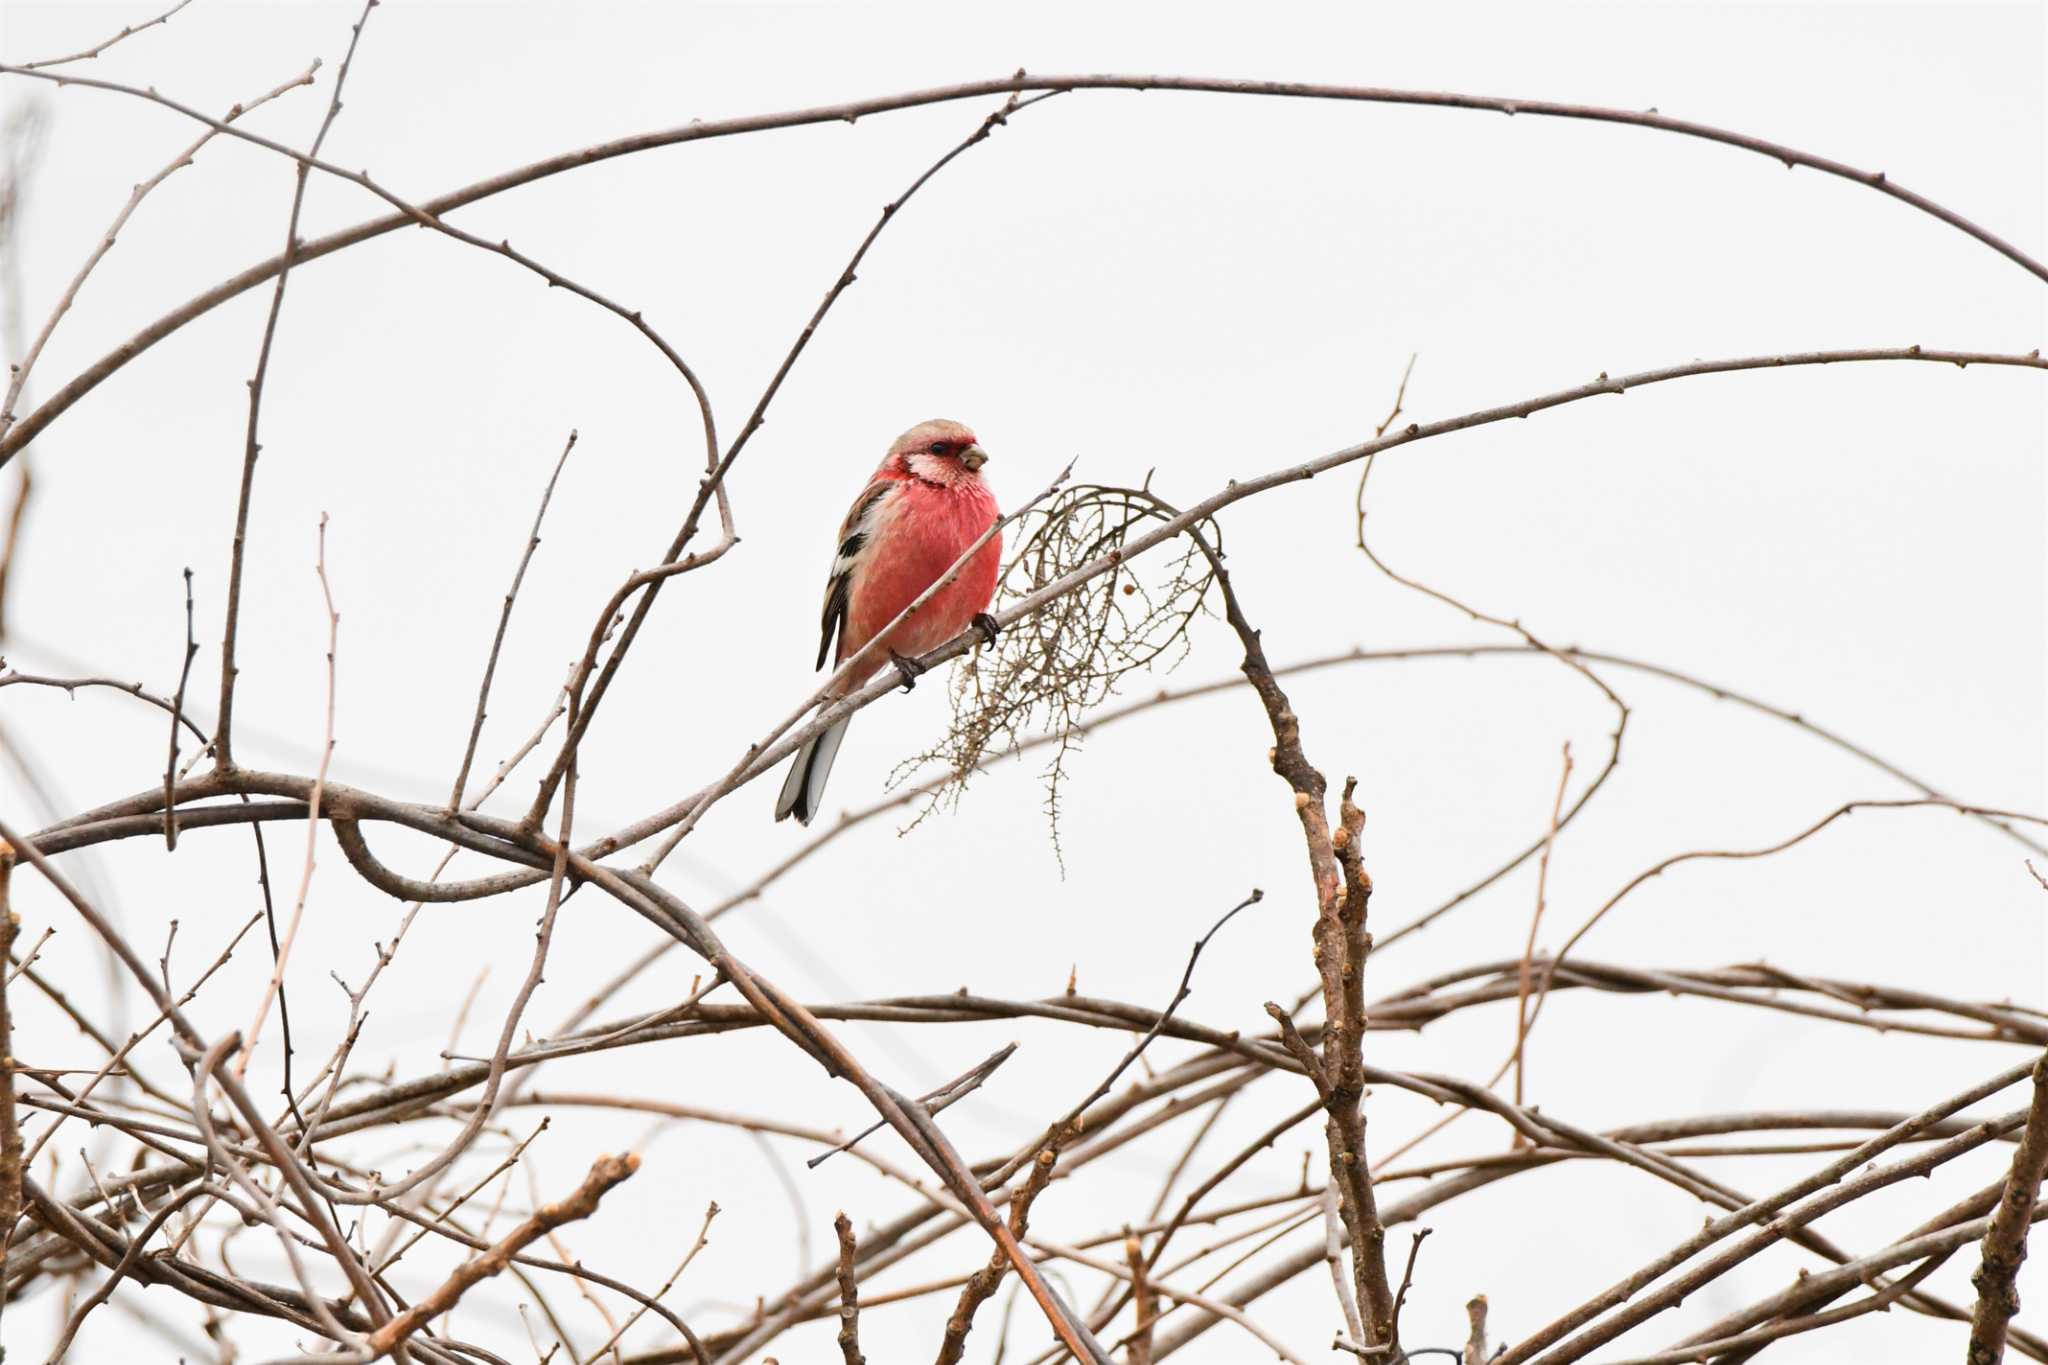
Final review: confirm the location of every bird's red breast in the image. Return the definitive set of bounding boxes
[833,469,1000,693]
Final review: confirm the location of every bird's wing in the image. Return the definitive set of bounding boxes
[816,478,896,670]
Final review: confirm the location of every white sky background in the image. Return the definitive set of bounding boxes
[2,2,2044,1361]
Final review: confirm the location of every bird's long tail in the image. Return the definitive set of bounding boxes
[774,713,850,825]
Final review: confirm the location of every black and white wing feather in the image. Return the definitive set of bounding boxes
[779,479,894,825]
[815,480,892,670]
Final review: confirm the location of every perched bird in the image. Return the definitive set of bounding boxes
[774,418,1003,825]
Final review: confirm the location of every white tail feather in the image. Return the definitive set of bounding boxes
[774,714,851,825]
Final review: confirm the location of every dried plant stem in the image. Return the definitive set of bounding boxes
[161,567,198,849]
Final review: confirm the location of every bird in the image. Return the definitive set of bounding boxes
[775,418,1003,825]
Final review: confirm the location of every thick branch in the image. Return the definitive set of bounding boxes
[1969,1051,2048,1364]
[1208,548,1397,1348]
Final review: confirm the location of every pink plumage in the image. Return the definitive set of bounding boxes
[775,419,1002,824]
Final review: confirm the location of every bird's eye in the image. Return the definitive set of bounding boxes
[928,441,950,455]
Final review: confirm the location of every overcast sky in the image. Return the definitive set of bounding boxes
[3,3,2043,1362]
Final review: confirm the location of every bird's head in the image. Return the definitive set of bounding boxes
[888,418,989,484]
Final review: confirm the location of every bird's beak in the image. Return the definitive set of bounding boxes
[960,445,989,472]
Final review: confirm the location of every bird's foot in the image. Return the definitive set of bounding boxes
[889,650,926,691]
[971,612,1002,647]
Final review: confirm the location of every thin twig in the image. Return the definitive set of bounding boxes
[986,888,1264,1195]
[0,62,318,444]
[237,514,339,1077]
[1390,1227,1432,1344]
[213,0,377,769]
[449,429,578,810]
[582,1201,715,1365]
[1511,742,1573,1116]
[17,0,194,71]
[809,1043,1019,1170]
[162,567,197,849]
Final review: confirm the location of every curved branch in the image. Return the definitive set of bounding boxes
[331,818,551,903]
[560,632,2042,1031]
[0,668,212,744]
[2,70,2041,463]
[584,346,2048,864]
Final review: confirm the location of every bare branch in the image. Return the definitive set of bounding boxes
[237,514,339,1077]
[835,1211,867,1365]
[939,1143,1060,1365]
[449,430,579,810]
[0,840,19,1257]
[6,72,2045,465]
[363,1152,640,1361]
[16,0,194,71]
[1969,1050,2048,1364]
[0,61,319,444]
[161,568,198,849]
[214,4,378,769]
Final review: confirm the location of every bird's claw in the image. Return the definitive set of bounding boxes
[971,613,1001,647]
[889,651,925,691]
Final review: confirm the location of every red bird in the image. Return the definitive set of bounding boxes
[775,419,1003,825]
